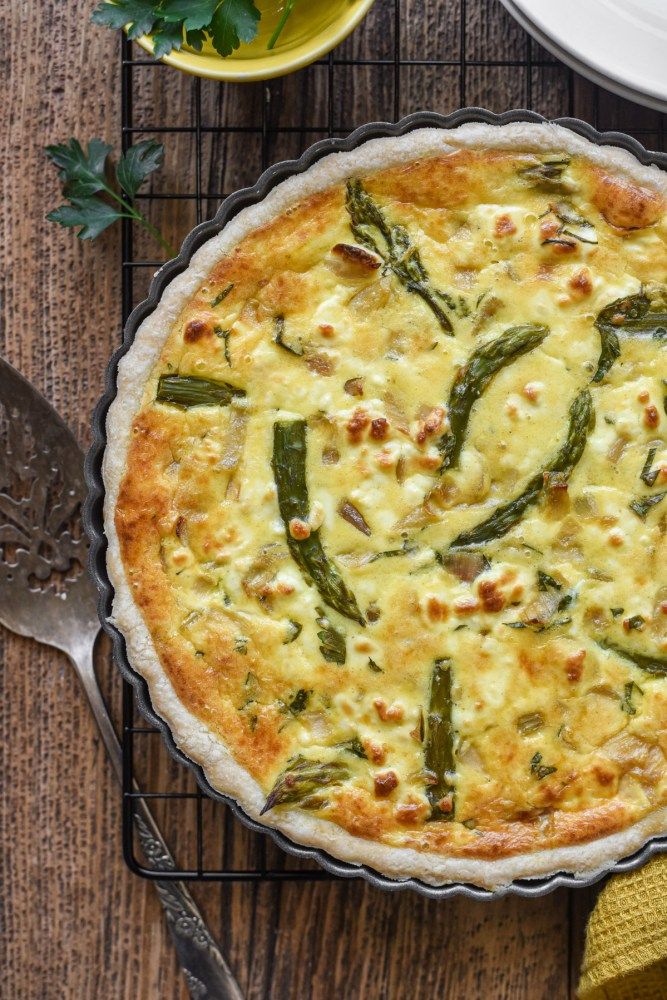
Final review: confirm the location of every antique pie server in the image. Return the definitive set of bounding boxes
[0,356,243,1000]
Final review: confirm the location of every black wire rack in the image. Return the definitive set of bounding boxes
[118,0,667,882]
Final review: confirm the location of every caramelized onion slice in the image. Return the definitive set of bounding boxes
[337,500,372,536]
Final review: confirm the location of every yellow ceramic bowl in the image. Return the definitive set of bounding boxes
[135,0,377,82]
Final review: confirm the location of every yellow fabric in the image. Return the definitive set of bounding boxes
[579,855,667,999]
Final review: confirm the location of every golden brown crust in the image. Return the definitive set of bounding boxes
[590,167,665,230]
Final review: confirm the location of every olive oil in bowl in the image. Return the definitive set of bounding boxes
[138,0,376,81]
[228,0,363,58]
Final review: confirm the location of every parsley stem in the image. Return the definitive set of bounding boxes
[267,0,296,49]
[136,215,178,258]
[99,180,177,258]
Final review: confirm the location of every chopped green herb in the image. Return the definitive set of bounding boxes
[283,619,302,644]
[367,657,383,673]
[538,570,561,592]
[640,446,659,487]
[336,737,367,759]
[530,752,557,780]
[557,593,574,612]
[210,283,234,308]
[552,201,598,244]
[273,314,304,356]
[541,616,572,631]
[625,615,645,631]
[287,689,311,715]
[369,537,419,562]
[316,607,346,665]
[214,326,233,366]
[621,681,643,716]
[234,636,248,655]
[542,237,578,250]
[629,491,667,520]
[610,607,624,617]
[412,708,425,744]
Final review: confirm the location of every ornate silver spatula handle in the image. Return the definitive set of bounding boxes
[0,357,243,1000]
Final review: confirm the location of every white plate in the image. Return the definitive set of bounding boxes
[500,0,667,113]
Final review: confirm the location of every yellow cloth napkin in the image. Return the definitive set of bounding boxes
[579,855,667,999]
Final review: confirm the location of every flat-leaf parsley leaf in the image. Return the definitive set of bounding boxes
[46,137,176,256]
[91,0,296,60]
[209,0,261,57]
[91,0,161,39]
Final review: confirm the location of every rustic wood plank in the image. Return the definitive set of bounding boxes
[2,0,665,997]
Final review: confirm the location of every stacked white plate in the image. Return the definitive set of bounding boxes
[500,0,667,113]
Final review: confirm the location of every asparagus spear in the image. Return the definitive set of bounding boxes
[345,179,455,334]
[272,421,364,625]
[424,658,456,820]
[598,640,667,678]
[450,389,593,548]
[593,293,667,383]
[437,324,549,470]
[260,755,350,814]
[156,374,245,408]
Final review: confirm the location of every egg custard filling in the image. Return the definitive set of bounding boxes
[106,125,667,887]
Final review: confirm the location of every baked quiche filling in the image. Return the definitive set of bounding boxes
[116,146,667,863]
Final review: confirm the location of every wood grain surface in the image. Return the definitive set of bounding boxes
[1,2,665,998]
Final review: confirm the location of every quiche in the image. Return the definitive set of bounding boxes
[104,123,667,889]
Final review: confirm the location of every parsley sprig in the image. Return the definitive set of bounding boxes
[91,0,296,59]
[46,138,176,257]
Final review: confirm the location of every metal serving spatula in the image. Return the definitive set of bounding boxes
[0,356,243,1000]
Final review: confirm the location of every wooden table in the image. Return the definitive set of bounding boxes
[2,2,666,997]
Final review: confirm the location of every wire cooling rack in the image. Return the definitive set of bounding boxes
[118,0,667,881]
